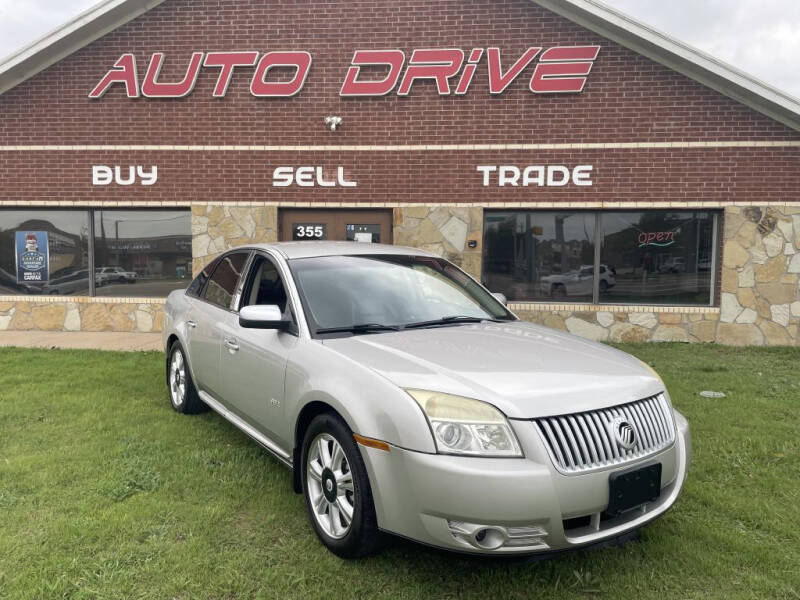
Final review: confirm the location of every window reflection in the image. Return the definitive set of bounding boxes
[93,210,192,298]
[483,212,596,302]
[483,210,717,306]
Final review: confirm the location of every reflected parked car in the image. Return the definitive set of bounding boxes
[539,264,616,298]
[163,243,690,558]
[658,257,686,274]
[96,266,137,285]
[42,269,92,295]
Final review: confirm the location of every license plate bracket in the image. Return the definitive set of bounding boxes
[606,463,662,517]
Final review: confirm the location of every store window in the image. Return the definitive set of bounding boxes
[0,209,191,298]
[94,210,192,297]
[483,210,718,306]
[0,210,90,296]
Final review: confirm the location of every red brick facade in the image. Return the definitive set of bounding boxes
[0,0,798,208]
[0,147,798,205]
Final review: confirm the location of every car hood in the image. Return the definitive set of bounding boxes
[322,322,664,419]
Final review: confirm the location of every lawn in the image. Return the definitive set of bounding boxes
[0,344,798,600]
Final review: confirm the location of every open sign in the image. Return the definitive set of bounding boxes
[638,231,676,247]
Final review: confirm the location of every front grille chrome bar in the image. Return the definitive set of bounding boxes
[534,394,675,474]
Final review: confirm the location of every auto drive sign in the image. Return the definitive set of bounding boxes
[15,231,49,284]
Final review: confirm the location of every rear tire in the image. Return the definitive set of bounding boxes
[301,413,383,558]
[166,342,207,414]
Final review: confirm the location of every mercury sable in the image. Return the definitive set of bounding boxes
[162,242,690,558]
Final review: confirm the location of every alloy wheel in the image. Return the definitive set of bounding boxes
[169,349,186,408]
[306,433,355,539]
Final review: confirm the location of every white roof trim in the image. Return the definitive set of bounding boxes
[0,0,799,132]
[532,0,800,131]
[0,0,166,96]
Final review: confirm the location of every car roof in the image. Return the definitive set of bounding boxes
[248,241,439,260]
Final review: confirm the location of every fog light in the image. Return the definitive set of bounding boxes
[447,521,549,551]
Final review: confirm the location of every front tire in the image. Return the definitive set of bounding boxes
[166,342,207,414]
[301,413,382,558]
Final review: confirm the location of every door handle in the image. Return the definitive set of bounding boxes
[186,320,197,329]
[224,337,239,352]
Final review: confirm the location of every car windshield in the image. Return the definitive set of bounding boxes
[289,254,514,335]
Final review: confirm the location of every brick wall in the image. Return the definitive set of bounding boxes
[1,0,799,150]
[0,147,798,206]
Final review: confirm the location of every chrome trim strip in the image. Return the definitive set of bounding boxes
[198,390,293,467]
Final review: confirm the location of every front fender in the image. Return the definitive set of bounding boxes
[283,339,436,454]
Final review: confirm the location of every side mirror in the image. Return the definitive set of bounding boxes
[239,305,290,330]
[491,292,508,306]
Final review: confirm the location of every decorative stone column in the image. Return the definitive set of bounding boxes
[191,204,278,275]
[717,205,800,345]
[392,206,483,279]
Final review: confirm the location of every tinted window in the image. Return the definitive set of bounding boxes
[241,255,288,313]
[483,212,596,302]
[186,258,218,298]
[203,252,249,309]
[93,210,191,298]
[599,211,715,305]
[0,210,90,296]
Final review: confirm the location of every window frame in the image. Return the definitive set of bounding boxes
[482,209,721,307]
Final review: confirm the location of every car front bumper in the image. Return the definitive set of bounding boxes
[359,410,690,555]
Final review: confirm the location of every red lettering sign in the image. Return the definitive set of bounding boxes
[141,52,204,98]
[89,46,600,99]
[250,51,312,97]
[340,50,406,96]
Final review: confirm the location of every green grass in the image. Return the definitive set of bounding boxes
[0,344,798,600]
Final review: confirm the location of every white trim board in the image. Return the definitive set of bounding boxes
[0,141,799,152]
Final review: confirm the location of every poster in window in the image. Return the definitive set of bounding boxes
[15,231,49,284]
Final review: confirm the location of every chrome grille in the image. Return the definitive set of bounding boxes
[534,394,675,474]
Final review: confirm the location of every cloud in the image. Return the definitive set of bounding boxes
[604,0,800,97]
[0,0,97,60]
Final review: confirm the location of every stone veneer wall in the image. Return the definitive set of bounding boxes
[1,204,798,343]
[191,205,278,275]
[0,297,164,333]
[393,206,483,279]
[514,304,721,343]
[717,205,800,344]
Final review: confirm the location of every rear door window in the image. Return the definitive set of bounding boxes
[202,252,249,310]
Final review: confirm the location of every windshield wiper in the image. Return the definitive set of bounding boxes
[316,323,401,335]
[403,315,505,329]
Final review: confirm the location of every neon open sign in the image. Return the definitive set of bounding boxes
[638,231,677,247]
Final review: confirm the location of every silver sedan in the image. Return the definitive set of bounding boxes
[163,242,690,558]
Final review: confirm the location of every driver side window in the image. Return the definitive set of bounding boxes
[240,254,289,315]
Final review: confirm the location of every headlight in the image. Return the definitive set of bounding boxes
[406,389,523,457]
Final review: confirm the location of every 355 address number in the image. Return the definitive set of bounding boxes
[293,224,327,240]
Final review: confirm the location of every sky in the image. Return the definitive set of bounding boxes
[0,0,798,98]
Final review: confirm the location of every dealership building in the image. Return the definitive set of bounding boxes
[1,0,799,345]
